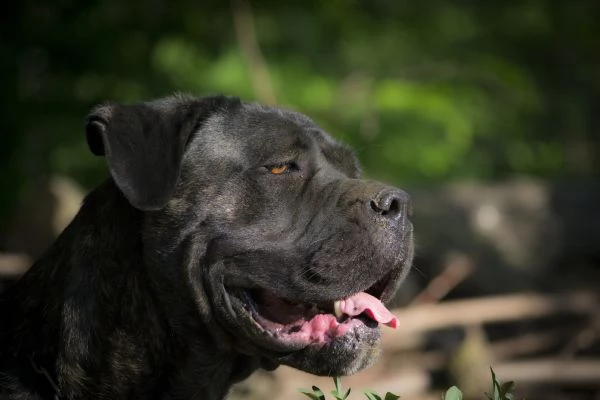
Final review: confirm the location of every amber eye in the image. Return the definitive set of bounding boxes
[269,164,289,174]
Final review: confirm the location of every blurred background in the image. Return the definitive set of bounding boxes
[1,0,600,399]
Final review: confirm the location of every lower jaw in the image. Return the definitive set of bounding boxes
[214,294,382,376]
[220,287,382,353]
[274,324,382,376]
[252,312,373,347]
[226,310,378,356]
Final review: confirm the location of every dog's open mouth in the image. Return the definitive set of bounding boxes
[232,274,399,347]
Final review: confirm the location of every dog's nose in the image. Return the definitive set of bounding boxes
[370,189,412,221]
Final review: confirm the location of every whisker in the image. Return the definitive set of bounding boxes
[411,264,428,279]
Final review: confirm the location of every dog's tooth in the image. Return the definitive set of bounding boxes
[334,300,343,318]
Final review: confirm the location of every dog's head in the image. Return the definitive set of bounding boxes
[86,94,413,376]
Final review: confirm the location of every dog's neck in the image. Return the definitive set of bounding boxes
[1,180,260,400]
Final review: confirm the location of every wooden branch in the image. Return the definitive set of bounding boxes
[560,313,600,358]
[493,358,600,384]
[383,328,573,373]
[383,291,598,346]
[410,252,474,305]
[491,329,572,360]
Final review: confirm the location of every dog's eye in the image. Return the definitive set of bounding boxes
[270,165,289,174]
[268,162,298,175]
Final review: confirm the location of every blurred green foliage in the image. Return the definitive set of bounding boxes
[1,0,599,231]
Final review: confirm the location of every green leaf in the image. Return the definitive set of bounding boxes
[312,386,326,399]
[298,387,326,400]
[333,376,342,394]
[442,386,463,400]
[500,381,515,399]
[486,368,514,400]
[333,387,351,400]
[343,388,352,400]
[364,390,382,400]
[331,376,349,399]
[298,388,325,400]
[384,392,400,400]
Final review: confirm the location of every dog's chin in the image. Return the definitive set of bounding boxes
[274,320,381,376]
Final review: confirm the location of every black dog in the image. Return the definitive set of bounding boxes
[0,95,413,400]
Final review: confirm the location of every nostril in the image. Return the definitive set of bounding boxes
[384,198,400,216]
[370,200,382,213]
[370,189,410,221]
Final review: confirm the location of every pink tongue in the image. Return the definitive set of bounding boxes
[338,292,398,329]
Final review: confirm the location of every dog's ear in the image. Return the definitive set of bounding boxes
[85,95,233,210]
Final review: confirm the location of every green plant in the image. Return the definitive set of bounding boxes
[298,377,400,400]
[364,390,400,400]
[299,376,352,400]
[299,368,515,400]
[443,386,463,400]
[485,368,515,400]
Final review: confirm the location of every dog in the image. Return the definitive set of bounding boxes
[0,94,413,400]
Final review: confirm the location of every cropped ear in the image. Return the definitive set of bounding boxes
[85,95,235,210]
